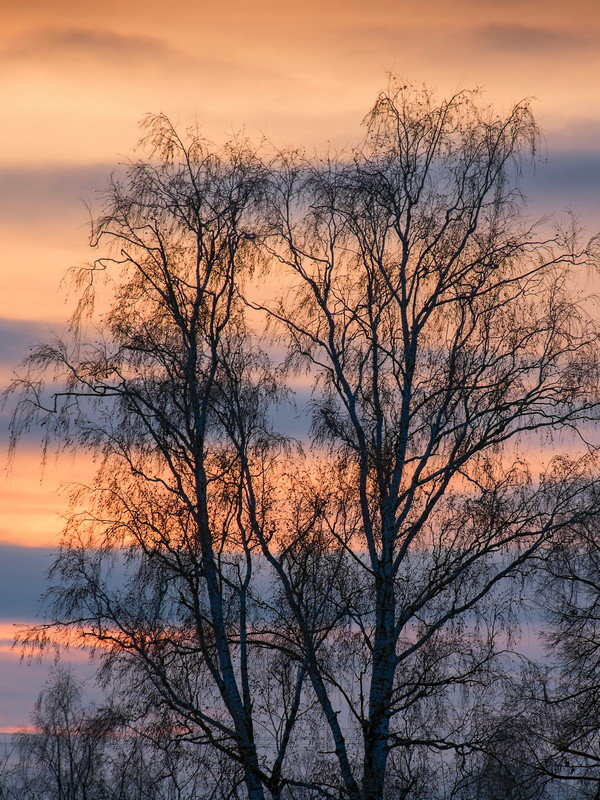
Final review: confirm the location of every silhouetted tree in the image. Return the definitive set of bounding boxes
[515,516,600,797]
[6,670,115,800]
[1,669,241,800]
[8,83,600,799]
[252,82,600,799]
[9,118,298,800]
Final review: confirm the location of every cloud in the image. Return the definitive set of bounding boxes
[0,600,95,731]
[0,26,285,88]
[474,23,590,52]
[535,150,600,192]
[0,545,54,620]
[1,27,192,69]
[0,544,125,621]
[0,317,50,450]
[523,150,600,223]
[0,318,56,368]
[0,164,113,225]
[0,318,62,443]
[548,119,600,151]
[0,318,90,457]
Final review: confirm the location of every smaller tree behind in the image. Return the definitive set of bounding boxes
[8,670,115,800]
[536,520,600,796]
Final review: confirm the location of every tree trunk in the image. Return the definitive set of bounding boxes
[362,564,397,800]
[244,767,265,800]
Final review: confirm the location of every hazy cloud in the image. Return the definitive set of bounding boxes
[534,150,600,192]
[0,545,53,619]
[0,164,115,225]
[0,318,60,368]
[1,27,192,69]
[474,23,590,52]
[0,319,58,444]
[0,654,67,732]
[0,26,285,89]
[548,119,600,151]
[0,541,95,728]
[523,149,600,223]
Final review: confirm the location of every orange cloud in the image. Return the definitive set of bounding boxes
[473,23,592,52]
[1,27,190,69]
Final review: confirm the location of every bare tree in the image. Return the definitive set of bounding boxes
[8,118,305,800]
[0,733,17,800]
[2,669,243,800]
[7,84,600,799]
[519,514,600,797]
[249,82,600,799]
[6,669,116,800]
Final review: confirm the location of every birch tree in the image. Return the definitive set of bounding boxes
[8,84,600,800]
[252,82,600,799]
[8,118,303,800]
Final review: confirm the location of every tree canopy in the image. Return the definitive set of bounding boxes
[8,82,600,800]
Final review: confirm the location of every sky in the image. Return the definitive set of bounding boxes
[1,0,599,731]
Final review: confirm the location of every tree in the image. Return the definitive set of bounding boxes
[8,84,600,799]
[2,669,234,800]
[521,515,600,797]
[10,118,296,800]
[251,82,600,799]
[7,669,115,800]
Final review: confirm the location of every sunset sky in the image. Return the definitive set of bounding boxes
[1,0,599,730]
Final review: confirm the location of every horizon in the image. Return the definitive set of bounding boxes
[1,0,599,741]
